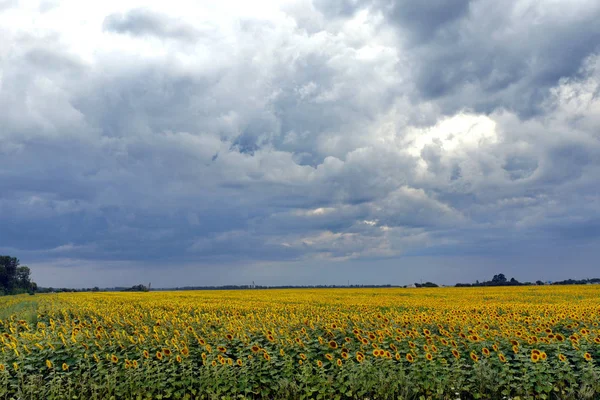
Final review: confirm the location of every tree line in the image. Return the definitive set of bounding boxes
[0,256,36,295]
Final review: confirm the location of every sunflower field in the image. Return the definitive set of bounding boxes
[1,286,599,399]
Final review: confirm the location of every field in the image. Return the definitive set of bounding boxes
[1,286,599,400]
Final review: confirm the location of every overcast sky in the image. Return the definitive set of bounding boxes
[1,0,599,288]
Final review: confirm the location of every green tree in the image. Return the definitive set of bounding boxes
[0,256,19,291]
[0,256,37,295]
[16,266,33,290]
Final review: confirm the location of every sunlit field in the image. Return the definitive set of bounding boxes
[1,286,599,399]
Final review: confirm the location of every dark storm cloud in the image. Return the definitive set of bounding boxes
[1,0,600,286]
[102,8,201,40]
[313,0,600,117]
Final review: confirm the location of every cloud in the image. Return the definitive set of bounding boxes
[0,0,599,286]
[102,8,201,41]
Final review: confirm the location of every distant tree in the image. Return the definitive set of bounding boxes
[0,256,19,291]
[0,256,36,295]
[122,284,149,292]
[509,277,520,285]
[16,266,33,290]
[536,280,545,285]
[415,282,439,288]
[492,274,507,285]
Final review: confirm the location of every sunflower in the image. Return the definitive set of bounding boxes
[341,352,349,359]
[0,365,4,372]
[143,350,150,358]
[217,346,226,353]
[46,359,53,369]
[584,352,592,361]
[251,345,260,353]
[356,353,365,363]
[156,351,163,360]
[512,345,519,354]
[530,353,540,363]
[316,360,323,368]
[540,352,547,361]
[555,334,565,342]
[406,353,415,363]
[470,352,479,362]
[236,359,243,366]
[452,349,460,359]
[263,352,270,361]
[498,353,507,363]
[336,359,343,367]
[211,360,217,367]
[558,354,567,362]
[225,333,233,340]
[111,354,118,363]
[425,353,433,361]
[132,360,138,368]
[325,353,334,361]
[328,340,338,349]
[62,363,69,371]
[176,355,182,363]
[482,347,490,357]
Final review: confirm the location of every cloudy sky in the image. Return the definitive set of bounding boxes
[1,0,599,288]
